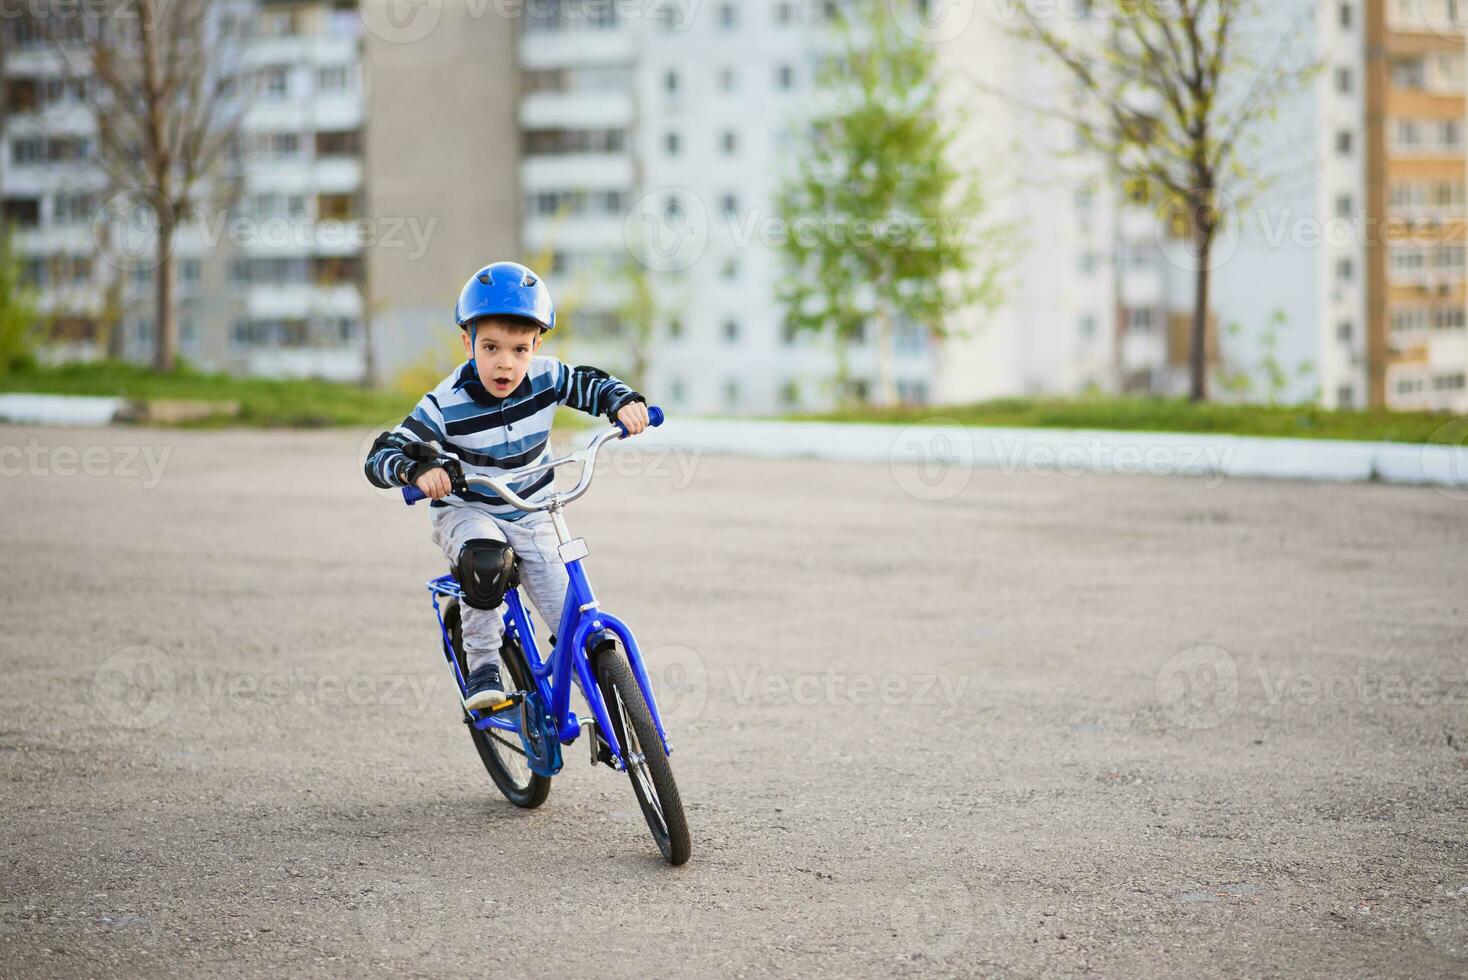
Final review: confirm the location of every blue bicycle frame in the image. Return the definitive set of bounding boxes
[410,410,672,772]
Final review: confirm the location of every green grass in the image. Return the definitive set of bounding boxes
[0,360,416,427]
[3,363,1460,443]
[0,360,601,430]
[795,396,1464,445]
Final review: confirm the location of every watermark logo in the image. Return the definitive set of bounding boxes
[1155,187,1241,274]
[886,878,976,959]
[1155,643,1238,730]
[360,0,444,43]
[642,644,709,727]
[1427,417,1468,502]
[93,188,175,274]
[889,419,974,501]
[623,187,709,272]
[887,0,977,43]
[92,646,177,729]
[1423,887,1468,961]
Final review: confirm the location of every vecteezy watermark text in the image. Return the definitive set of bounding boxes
[0,438,170,488]
[720,667,970,712]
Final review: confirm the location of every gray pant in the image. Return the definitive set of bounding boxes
[431,506,569,672]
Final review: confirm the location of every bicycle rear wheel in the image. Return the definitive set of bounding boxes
[445,600,551,809]
[595,644,691,865]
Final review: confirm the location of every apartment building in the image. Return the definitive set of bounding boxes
[1372,0,1468,411]
[0,1,373,380]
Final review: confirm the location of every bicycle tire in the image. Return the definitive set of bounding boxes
[445,599,552,809]
[595,645,691,865]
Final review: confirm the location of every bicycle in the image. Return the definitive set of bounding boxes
[397,407,691,866]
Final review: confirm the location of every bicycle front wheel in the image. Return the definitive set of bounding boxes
[446,600,551,809]
[596,645,691,865]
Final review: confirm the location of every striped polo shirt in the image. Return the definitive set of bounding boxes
[366,356,641,521]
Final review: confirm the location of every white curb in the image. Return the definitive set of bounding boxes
[0,394,125,427]
[629,418,1468,490]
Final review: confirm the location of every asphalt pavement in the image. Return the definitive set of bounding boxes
[1,423,1465,977]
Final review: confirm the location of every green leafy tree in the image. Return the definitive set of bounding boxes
[0,227,40,374]
[1016,1,1318,402]
[777,0,1003,406]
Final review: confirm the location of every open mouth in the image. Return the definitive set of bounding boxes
[491,376,513,389]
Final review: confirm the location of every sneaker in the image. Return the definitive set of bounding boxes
[463,662,510,712]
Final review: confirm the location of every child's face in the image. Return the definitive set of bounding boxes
[462,318,542,398]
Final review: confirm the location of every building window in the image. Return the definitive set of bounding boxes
[1079,251,1098,275]
[52,192,94,224]
[1336,130,1352,155]
[523,127,625,155]
[723,379,740,409]
[722,318,739,341]
[1337,385,1354,408]
[1339,2,1351,28]
[316,130,362,158]
[664,69,679,94]
[1335,194,1354,218]
[779,379,800,409]
[669,376,685,403]
[1434,372,1467,390]
[721,193,739,216]
[718,67,736,92]
[1079,314,1097,339]
[720,130,738,155]
[1391,57,1426,89]
[718,3,737,28]
[1334,66,1352,93]
[896,379,929,405]
[774,1,794,24]
[2,197,41,227]
[258,66,290,99]
[1336,320,1352,341]
[664,131,680,156]
[776,64,794,90]
[721,257,739,280]
[1337,258,1354,281]
[667,316,683,339]
[10,137,43,166]
[318,65,352,93]
[1434,307,1466,330]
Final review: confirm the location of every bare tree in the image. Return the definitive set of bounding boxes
[1017,1,1317,401]
[48,1,249,371]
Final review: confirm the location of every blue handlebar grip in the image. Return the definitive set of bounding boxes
[402,485,426,506]
[615,404,665,437]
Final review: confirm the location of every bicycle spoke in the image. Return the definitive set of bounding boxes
[615,687,668,831]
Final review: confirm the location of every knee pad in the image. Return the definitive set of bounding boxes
[456,539,517,610]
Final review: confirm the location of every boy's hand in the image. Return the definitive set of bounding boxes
[617,401,650,436]
[414,466,453,500]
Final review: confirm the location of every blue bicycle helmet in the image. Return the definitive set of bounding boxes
[454,261,556,332]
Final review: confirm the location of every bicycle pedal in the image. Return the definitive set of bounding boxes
[465,691,523,718]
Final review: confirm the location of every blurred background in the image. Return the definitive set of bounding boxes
[0,0,1465,426]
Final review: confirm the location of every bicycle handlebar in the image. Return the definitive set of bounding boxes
[400,405,664,508]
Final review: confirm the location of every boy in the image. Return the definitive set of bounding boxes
[364,261,649,710]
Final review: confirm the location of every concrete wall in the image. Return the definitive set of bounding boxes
[361,0,521,384]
